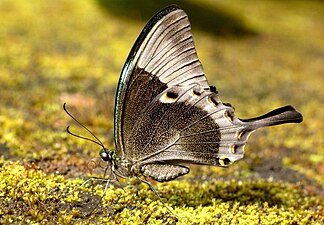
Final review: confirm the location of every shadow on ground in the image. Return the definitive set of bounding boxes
[96,0,257,37]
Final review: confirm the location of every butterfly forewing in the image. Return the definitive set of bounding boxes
[115,6,209,158]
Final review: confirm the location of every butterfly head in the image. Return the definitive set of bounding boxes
[99,148,115,162]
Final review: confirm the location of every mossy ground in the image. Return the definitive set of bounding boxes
[0,0,323,224]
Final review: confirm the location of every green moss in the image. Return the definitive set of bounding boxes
[98,179,323,224]
[0,161,74,223]
[0,162,322,224]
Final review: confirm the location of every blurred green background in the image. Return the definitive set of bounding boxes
[0,0,323,224]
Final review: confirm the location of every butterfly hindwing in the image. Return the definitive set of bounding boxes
[125,85,245,166]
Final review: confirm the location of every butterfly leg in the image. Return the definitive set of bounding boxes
[85,177,112,216]
[111,168,130,192]
[79,164,116,216]
[134,176,179,217]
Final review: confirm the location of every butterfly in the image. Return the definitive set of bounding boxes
[65,5,302,185]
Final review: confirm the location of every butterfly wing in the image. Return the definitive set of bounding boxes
[114,6,303,181]
[115,5,209,155]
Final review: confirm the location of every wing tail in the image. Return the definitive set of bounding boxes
[240,105,303,130]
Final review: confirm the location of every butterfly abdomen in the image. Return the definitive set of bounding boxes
[140,164,189,182]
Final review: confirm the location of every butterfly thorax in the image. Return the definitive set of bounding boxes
[99,148,132,178]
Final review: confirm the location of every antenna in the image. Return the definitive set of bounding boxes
[63,103,105,148]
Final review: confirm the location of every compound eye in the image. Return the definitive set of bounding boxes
[100,149,112,161]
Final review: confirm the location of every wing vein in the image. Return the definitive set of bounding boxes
[140,15,188,69]
[179,125,242,139]
[180,96,226,133]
